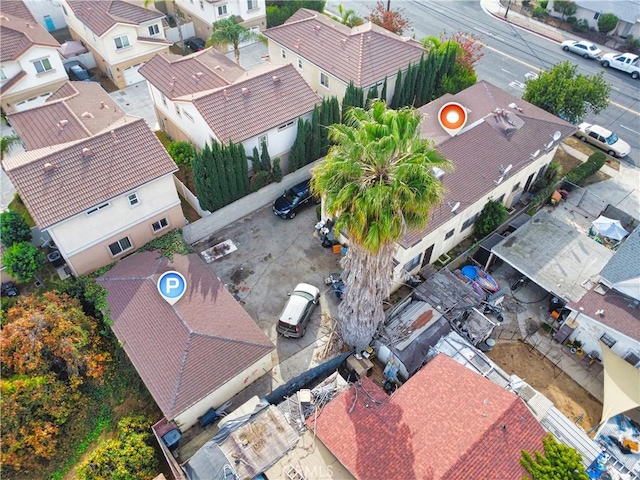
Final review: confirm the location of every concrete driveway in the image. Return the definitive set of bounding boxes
[194,202,343,382]
[109,80,158,130]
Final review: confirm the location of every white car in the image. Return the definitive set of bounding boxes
[561,40,602,59]
[601,52,640,79]
[276,283,320,338]
[576,123,631,158]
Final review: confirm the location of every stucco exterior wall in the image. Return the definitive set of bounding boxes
[23,0,67,31]
[173,350,273,430]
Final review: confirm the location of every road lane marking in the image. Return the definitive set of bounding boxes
[619,124,636,133]
[501,68,515,76]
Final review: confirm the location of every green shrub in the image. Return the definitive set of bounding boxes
[566,151,606,184]
[167,141,195,166]
[573,18,590,32]
[532,5,549,19]
[538,0,549,9]
[2,242,44,282]
[597,13,619,35]
[250,170,270,192]
[271,157,283,182]
[474,200,509,238]
[567,16,577,27]
[626,35,640,53]
[0,210,32,247]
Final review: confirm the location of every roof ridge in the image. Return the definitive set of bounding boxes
[189,330,274,348]
[170,332,194,411]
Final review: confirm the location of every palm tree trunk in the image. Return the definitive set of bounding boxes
[338,241,395,351]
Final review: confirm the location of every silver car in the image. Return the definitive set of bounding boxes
[276,283,320,338]
[561,40,602,59]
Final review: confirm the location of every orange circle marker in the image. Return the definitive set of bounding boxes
[437,102,468,137]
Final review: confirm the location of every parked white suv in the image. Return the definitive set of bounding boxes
[601,52,640,79]
[276,283,320,338]
[576,123,631,158]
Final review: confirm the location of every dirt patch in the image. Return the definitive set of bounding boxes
[554,146,583,177]
[488,341,602,433]
[564,137,596,157]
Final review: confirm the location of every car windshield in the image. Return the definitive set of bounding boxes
[605,133,619,145]
[283,191,298,203]
[293,291,314,302]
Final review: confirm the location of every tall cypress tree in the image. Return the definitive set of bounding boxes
[330,96,340,125]
[415,56,427,106]
[223,144,238,202]
[289,118,304,171]
[260,140,272,173]
[212,141,231,206]
[229,142,245,200]
[366,84,379,107]
[310,106,321,161]
[235,143,250,196]
[422,51,438,105]
[381,76,388,104]
[251,146,261,173]
[318,99,330,157]
[390,69,403,109]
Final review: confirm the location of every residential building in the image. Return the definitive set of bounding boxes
[262,8,426,101]
[2,117,185,276]
[21,0,67,32]
[60,0,171,88]
[0,1,68,113]
[313,353,545,479]
[140,51,320,164]
[548,0,640,38]
[97,251,275,430]
[7,80,126,150]
[172,0,266,46]
[389,81,576,289]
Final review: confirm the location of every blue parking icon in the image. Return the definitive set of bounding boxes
[157,271,187,305]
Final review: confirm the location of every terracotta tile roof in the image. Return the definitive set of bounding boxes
[400,81,576,248]
[66,0,164,37]
[263,9,426,87]
[0,0,36,23]
[2,117,177,228]
[96,251,275,420]
[139,49,244,99]
[193,64,320,144]
[136,35,171,45]
[313,354,545,480]
[568,287,640,341]
[0,69,26,94]
[0,11,60,61]
[8,82,125,150]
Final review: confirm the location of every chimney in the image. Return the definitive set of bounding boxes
[241,87,249,95]
[100,101,106,109]
[81,111,94,119]
[111,130,117,142]
[44,162,55,172]
[58,119,69,130]
[272,75,280,83]
[223,88,228,100]
[82,147,92,158]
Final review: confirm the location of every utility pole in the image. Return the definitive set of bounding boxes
[504,0,512,18]
[387,0,391,12]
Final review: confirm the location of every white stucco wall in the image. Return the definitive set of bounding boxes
[174,0,266,41]
[23,0,67,31]
[47,174,179,258]
[173,351,273,430]
[0,45,67,100]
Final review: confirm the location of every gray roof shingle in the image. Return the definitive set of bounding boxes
[599,225,640,292]
[97,251,274,420]
[66,0,164,37]
[2,117,178,228]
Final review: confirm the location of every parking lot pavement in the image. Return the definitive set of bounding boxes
[195,202,343,381]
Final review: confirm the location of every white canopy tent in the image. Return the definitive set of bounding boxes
[592,216,629,241]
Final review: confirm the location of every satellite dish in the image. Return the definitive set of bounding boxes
[552,131,561,141]
[450,201,460,214]
[503,164,513,175]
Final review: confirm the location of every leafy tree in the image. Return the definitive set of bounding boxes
[207,16,266,65]
[440,63,477,95]
[0,134,20,160]
[1,210,32,247]
[553,0,577,21]
[338,3,363,27]
[532,5,549,19]
[597,13,619,35]
[266,0,326,28]
[311,101,451,350]
[2,242,44,282]
[449,32,484,70]
[166,141,195,166]
[523,61,610,124]
[272,157,283,182]
[365,1,410,35]
[474,200,508,238]
[521,433,588,480]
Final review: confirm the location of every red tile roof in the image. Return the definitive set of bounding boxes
[193,64,320,144]
[263,9,426,87]
[96,251,274,420]
[0,10,60,61]
[139,49,244,99]
[2,117,177,228]
[66,0,164,36]
[399,81,576,248]
[0,0,36,23]
[8,82,125,150]
[313,354,545,480]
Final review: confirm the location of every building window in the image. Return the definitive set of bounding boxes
[200,0,204,10]
[218,4,228,15]
[152,218,169,232]
[86,202,110,215]
[247,0,258,10]
[445,229,455,240]
[593,12,600,20]
[461,213,479,231]
[175,105,181,117]
[148,24,160,35]
[32,58,52,74]
[277,120,294,131]
[512,182,521,192]
[600,333,617,348]
[109,237,132,256]
[62,4,67,15]
[403,253,422,273]
[114,35,131,50]
[127,193,139,206]
[258,135,267,150]
[320,72,329,88]
[0,68,6,81]
[297,59,303,70]
[183,110,194,122]
[161,94,167,107]
[496,194,505,204]
[281,48,286,59]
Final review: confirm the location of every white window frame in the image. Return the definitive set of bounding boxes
[218,4,228,15]
[175,105,181,117]
[108,237,133,257]
[200,0,204,10]
[114,35,131,50]
[183,110,194,122]
[281,49,286,60]
[33,57,53,74]
[297,59,303,70]
[445,229,455,240]
[127,193,139,206]
[320,72,329,88]
[86,202,110,215]
[161,94,167,107]
[152,218,169,233]
[403,253,422,273]
[277,121,294,131]
[247,0,258,10]
[148,24,160,36]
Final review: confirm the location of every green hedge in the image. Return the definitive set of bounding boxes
[566,151,606,184]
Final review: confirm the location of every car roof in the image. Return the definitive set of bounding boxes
[290,179,311,194]
[293,283,319,296]
[588,124,613,137]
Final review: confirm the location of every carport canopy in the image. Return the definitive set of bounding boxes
[491,210,613,302]
[598,342,640,430]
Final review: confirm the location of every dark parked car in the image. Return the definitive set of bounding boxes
[65,61,93,81]
[272,179,315,219]
[184,37,206,52]
[1,282,18,297]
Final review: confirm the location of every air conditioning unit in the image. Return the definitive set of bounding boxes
[505,187,524,209]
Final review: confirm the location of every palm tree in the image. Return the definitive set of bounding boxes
[0,135,20,160]
[311,101,452,351]
[338,4,364,27]
[207,17,266,66]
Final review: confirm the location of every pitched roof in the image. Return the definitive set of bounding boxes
[599,225,640,292]
[139,49,244,99]
[193,63,320,143]
[2,117,177,228]
[8,82,126,150]
[0,10,60,61]
[66,0,164,36]
[96,251,275,420]
[0,0,36,23]
[313,354,545,480]
[263,8,426,87]
[400,81,576,248]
